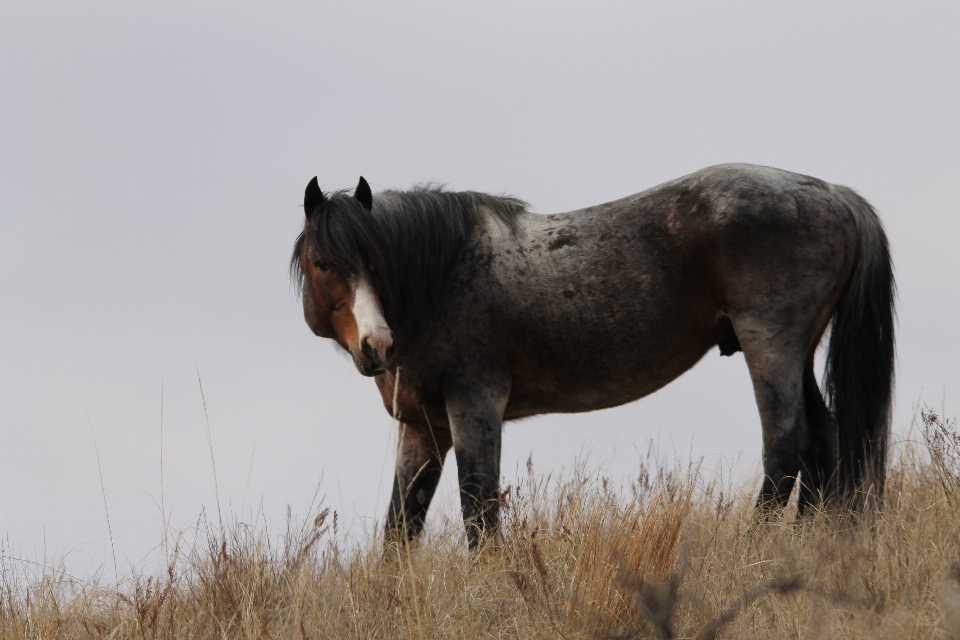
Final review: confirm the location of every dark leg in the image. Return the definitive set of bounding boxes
[445,378,509,550]
[384,421,451,547]
[741,338,808,512]
[797,364,838,515]
[453,441,501,550]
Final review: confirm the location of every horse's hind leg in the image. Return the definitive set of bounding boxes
[384,421,452,548]
[797,363,838,514]
[738,331,808,511]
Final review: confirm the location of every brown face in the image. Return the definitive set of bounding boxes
[299,222,395,376]
[300,225,354,341]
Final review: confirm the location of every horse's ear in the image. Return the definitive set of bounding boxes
[354,176,373,212]
[304,176,324,216]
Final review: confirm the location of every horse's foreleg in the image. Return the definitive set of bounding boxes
[445,379,509,550]
[384,421,451,548]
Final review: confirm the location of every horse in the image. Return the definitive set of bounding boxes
[291,163,895,550]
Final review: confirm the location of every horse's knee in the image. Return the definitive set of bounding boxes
[386,466,442,537]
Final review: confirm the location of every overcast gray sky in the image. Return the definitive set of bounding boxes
[2,0,959,576]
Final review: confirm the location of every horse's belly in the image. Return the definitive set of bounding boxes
[504,382,659,419]
[504,336,711,420]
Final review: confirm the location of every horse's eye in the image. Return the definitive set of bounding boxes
[314,260,331,272]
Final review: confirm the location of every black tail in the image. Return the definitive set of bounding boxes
[824,186,896,505]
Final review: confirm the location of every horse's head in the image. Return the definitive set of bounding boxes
[296,176,394,377]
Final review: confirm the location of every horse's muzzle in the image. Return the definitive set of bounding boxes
[355,336,394,377]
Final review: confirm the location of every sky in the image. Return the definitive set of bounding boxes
[1,0,959,577]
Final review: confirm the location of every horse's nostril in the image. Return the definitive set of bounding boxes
[385,344,395,361]
[360,338,376,361]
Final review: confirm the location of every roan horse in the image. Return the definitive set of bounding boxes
[291,164,895,550]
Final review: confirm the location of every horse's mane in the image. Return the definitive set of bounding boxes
[291,184,527,334]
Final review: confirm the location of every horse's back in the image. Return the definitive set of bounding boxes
[501,163,856,320]
[638,163,854,233]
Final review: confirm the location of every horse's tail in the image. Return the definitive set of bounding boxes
[825,185,896,505]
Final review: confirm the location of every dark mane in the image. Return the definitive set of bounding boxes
[290,185,526,334]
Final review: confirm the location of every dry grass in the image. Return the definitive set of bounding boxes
[3,410,960,639]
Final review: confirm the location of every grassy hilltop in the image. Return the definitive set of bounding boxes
[3,409,960,639]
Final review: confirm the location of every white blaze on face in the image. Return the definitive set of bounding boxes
[351,274,393,361]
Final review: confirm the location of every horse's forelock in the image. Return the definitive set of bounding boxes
[309,193,378,273]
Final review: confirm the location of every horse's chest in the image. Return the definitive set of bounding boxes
[375,370,447,426]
